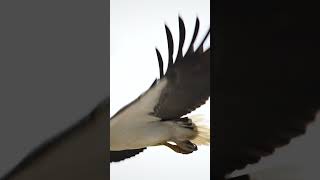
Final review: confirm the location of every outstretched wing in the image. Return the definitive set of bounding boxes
[110,17,210,162]
[1,98,109,180]
[213,4,320,178]
[213,96,318,179]
[153,17,210,119]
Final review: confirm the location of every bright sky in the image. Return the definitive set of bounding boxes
[110,0,210,179]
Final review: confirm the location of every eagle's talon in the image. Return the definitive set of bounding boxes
[162,141,197,154]
[178,140,198,152]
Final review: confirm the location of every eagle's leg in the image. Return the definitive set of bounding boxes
[161,141,197,154]
[162,142,190,154]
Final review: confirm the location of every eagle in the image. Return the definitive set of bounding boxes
[110,16,211,162]
[0,17,210,179]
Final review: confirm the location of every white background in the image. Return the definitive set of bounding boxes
[110,0,210,179]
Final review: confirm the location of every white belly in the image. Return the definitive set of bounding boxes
[110,117,170,150]
[109,79,169,150]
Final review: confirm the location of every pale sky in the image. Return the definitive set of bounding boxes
[110,0,210,180]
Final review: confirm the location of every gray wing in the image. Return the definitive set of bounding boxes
[152,17,210,119]
[213,97,318,179]
[213,4,320,178]
[1,98,108,180]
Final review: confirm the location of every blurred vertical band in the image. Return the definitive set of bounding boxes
[0,0,109,179]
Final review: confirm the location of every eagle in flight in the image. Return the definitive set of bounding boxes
[2,12,320,180]
[0,16,210,180]
[3,12,320,180]
[110,17,211,162]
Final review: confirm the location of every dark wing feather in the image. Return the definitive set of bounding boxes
[213,96,318,179]
[176,17,186,58]
[110,148,146,163]
[1,98,109,180]
[213,4,320,179]
[153,17,211,119]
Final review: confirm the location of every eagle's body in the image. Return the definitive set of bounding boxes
[110,80,169,150]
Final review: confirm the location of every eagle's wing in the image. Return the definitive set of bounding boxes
[213,8,320,178]
[152,17,210,119]
[110,17,210,162]
[1,98,109,180]
[213,96,318,179]
[110,148,146,162]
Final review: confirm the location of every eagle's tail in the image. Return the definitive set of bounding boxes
[189,114,210,145]
[161,115,210,154]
